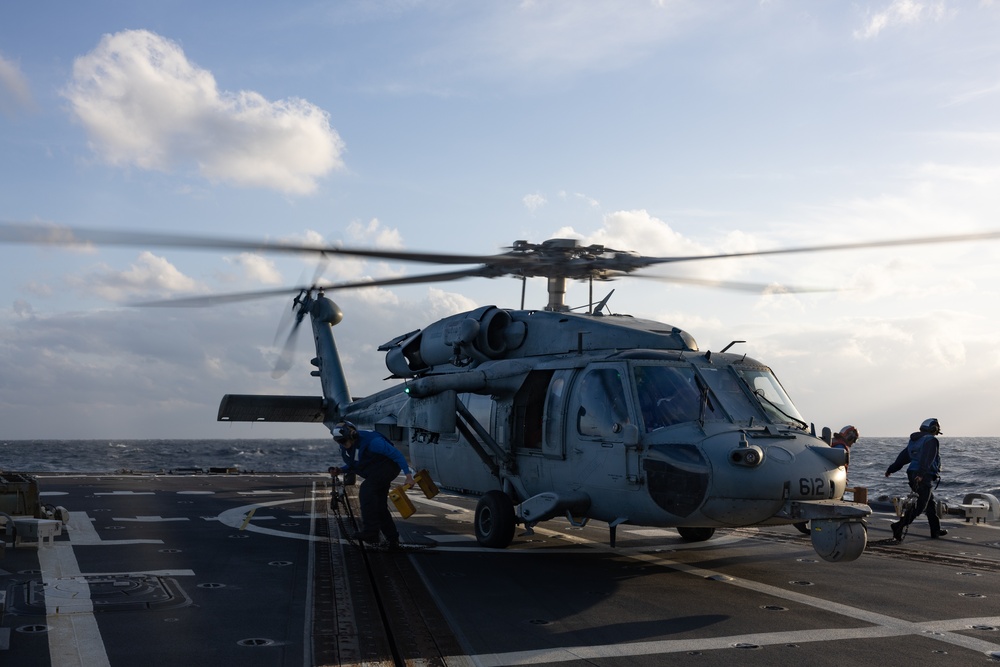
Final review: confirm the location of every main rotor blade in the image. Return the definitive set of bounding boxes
[10,221,1000,300]
[129,286,312,307]
[0,221,526,267]
[620,229,1000,270]
[628,273,838,294]
[131,267,501,307]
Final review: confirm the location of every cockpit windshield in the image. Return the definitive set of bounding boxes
[736,367,806,427]
[697,366,764,423]
[633,363,807,430]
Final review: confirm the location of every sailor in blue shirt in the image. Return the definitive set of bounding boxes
[328,421,414,548]
[885,418,946,541]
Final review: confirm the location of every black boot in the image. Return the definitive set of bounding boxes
[931,529,948,539]
[891,521,904,541]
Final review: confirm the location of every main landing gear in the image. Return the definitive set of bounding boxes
[474,490,516,548]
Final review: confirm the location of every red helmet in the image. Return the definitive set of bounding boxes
[838,425,859,444]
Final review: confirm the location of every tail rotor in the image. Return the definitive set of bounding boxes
[271,257,328,379]
[272,291,309,378]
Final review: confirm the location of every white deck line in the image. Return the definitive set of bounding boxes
[38,522,110,667]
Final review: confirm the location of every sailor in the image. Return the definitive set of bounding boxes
[794,424,861,534]
[328,421,415,548]
[885,418,947,541]
[831,425,860,469]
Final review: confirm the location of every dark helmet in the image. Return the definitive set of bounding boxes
[332,420,358,443]
[919,418,942,435]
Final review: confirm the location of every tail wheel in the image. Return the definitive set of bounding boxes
[475,490,516,548]
[676,526,715,542]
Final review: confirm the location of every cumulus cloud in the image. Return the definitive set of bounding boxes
[62,30,344,194]
[223,253,283,285]
[346,218,404,248]
[854,0,949,40]
[68,251,202,302]
[575,210,712,256]
[0,53,35,116]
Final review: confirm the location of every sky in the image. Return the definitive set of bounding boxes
[2,0,1000,440]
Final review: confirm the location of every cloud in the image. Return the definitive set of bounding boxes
[223,253,283,285]
[346,218,404,248]
[553,209,739,280]
[12,299,35,319]
[67,252,202,302]
[461,1,706,79]
[854,0,949,40]
[523,193,547,212]
[0,52,35,116]
[353,1,713,93]
[0,281,484,438]
[62,30,344,194]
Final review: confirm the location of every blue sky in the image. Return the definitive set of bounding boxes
[2,1,1000,439]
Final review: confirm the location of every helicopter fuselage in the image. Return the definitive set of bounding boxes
[301,304,870,561]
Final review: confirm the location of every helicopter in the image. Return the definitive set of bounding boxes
[6,223,1000,562]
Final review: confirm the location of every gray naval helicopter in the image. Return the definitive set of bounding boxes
[6,223,1000,563]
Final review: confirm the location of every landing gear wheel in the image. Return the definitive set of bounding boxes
[475,490,516,549]
[676,526,715,542]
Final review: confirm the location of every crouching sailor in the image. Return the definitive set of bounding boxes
[328,421,414,548]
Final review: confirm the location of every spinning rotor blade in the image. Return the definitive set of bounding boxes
[272,313,304,379]
[610,229,1000,272]
[8,221,999,282]
[271,259,329,378]
[628,273,837,294]
[131,267,500,307]
[274,260,329,344]
[0,221,526,268]
[129,285,310,307]
[8,220,1000,313]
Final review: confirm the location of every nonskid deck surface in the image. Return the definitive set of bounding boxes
[1,473,999,666]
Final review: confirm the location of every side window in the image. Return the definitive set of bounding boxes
[575,368,630,438]
[542,370,571,458]
[635,365,701,431]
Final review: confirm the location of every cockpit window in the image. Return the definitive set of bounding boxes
[634,365,702,431]
[697,367,763,423]
[737,368,806,426]
[575,368,630,438]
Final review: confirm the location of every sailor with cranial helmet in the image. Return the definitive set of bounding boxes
[831,425,860,469]
[328,420,414,549]
[884,418,947,542]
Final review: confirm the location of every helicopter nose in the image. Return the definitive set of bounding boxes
[788,444,848,500]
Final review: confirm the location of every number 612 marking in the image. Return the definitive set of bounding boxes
[799,477,833,498]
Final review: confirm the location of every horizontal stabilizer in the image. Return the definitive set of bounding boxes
[218,394,327,423]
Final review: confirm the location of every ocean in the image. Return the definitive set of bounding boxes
[1,436,997,507]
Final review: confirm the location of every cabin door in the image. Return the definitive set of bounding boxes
[565,363,640,490]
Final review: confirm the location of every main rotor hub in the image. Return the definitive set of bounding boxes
[507,239,638,311]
